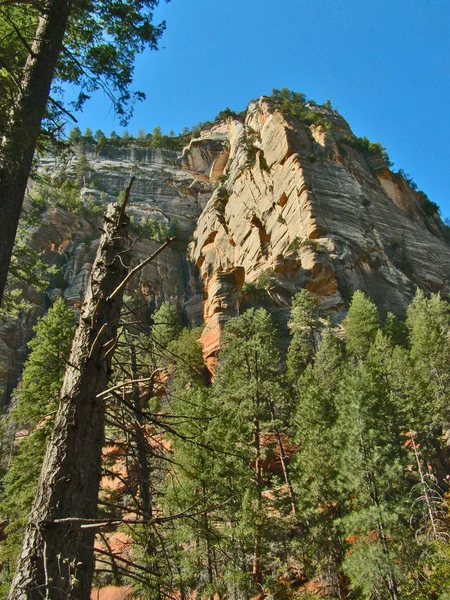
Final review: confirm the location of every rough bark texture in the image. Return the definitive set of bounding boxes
[9,203,129,600]
[0,0,72,303]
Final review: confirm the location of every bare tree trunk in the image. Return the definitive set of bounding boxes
[130,343,152,519]
[266,396,296,516]
[252,415,262,588]
[9,203,129,600]
[0,0,72,304]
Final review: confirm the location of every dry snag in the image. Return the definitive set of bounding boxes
[9,201,130,599]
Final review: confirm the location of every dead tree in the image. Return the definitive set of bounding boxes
[9,202,130,600]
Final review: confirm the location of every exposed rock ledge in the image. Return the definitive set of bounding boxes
[2,96,450,398]
[189,98,450,369]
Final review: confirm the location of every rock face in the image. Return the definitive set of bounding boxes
[2,96,450,397]
[189,98,450,367]
[0,148,213,403]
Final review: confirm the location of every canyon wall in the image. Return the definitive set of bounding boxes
[2,97,450,397]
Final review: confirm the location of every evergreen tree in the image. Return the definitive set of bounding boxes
[345,290,380,359]
[69,126,82,143]
[0,299,75,594]
[337,330,415,600]
[75,155,91,187]
[293,331,349,597]
[152,301,183,354]
[287,289,323,380]
[406,290,450,428]
[151,126,163,147]
[94,129,105,142]
[210,308,292,597]
[83,127,93,141]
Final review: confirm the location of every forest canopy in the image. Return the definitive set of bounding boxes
[2,288,450,599]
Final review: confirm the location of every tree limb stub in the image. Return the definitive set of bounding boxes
[117,175,135,226]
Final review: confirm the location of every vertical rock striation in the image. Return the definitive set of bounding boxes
[2,95,450,389]
[189,98,450,368]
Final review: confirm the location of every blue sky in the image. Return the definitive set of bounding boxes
[66,0,450,216]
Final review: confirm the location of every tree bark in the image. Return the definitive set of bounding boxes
[9,203,129,600]
[267,396,296,516]
[0,0,72,304]
[252,414,262,588]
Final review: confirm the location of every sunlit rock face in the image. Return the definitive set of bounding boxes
[2,96,450,400]
[0,148,212,403]
[189,98,450,367]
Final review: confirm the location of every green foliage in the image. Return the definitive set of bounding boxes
[4,280,450,598]
[398,168,418,190]
[1,204,58,319]
[32,171,104,220]
[337,134,393,168]
[83,127,93,142]
[167,327,206,389]
[345,290,380,358]
[287,289,323,378]
[404,289,450,428]
[75,155,91,185]
[242,269,273,300]
[421,194,440,216]
[150,125,162,147]
[293,332,349,595]
[215,106,240,121]
[269,88,331,129]
[0,6,38,136]
[151,301,182,352]
[382,311,408,346]
[69,126,82,142]
[128,214,176,242]
[242,135,258,168]
[59,0,167,124]
[300,238,327,253]
[0,299,75,589]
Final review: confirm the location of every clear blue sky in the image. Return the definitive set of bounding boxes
[66,0,450,216]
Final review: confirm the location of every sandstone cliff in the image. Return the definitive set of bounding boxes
[1,96,450,398]
[189,98,450,368]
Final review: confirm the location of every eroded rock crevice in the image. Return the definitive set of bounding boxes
[2,95,450,398]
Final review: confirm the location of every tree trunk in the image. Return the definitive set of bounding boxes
[9,203,129,600]
[0,0,72,304]
[252,415,262,588]
[130,343,152,519]
[267,396,296,516]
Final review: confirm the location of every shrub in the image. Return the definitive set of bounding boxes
[268,88,331,129]
[301,238,327,253]
[421,195,440,216]
[336,135,392,168]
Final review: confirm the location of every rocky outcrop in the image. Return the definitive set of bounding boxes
[189,98,450,367]
[0,149,212,403]
[2,95,450,398]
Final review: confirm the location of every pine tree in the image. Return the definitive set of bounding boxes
[345,290,380,359]
[152,301,183,355]
[406,290,450,429]
[293,331,349,598]
[0,299,75,594]
[287,289,322,380]
[337,330,415,600]
[210,308,292,597]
